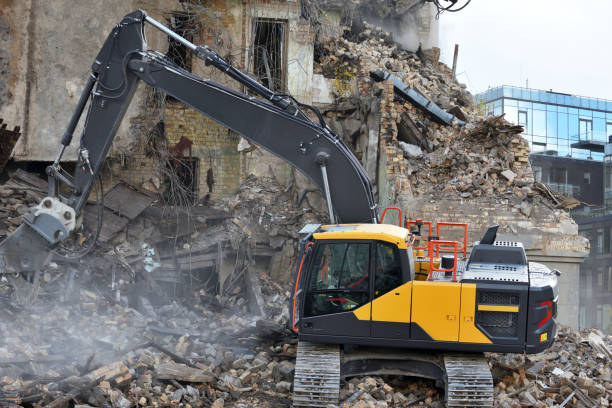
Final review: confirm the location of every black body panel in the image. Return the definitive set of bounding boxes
[472,282,529,346]
[301,310,370,337]
[298,333,526,353]
[525,276,558,353]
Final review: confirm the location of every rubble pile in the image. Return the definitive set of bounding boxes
[0,169,46,238]
[337,376,442,408]
[489,327,612,407]
[314,23,572,210]
[0,271,295,407]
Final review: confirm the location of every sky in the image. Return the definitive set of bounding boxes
[438,0,611,100]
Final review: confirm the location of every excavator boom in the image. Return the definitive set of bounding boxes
[0,10,378,275]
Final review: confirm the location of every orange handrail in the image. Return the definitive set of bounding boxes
[380,206,403,227]
[427,240,459,282]
[406,219,432,253]
[436,222,468,258]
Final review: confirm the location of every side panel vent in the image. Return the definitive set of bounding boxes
[478,292,519,305]
[476,311,519,337]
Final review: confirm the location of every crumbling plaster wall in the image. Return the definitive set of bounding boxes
[0,0,179,162]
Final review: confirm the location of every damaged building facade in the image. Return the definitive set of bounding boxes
[0,0,588,330]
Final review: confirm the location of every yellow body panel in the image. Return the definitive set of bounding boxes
[352,281,493,345]
[477,304,519,313]
[370,282,413,323]
[315,224,409,249]
[353,302,371,321]
[411,281,460,341]
[459,284,493,344]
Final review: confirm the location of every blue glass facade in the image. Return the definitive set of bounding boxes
[476,86,612,161]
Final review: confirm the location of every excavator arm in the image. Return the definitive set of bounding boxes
[0,10,378,274]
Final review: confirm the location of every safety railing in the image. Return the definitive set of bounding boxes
[436,222,468,258]
[380,206,402,227]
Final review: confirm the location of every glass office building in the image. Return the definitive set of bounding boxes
[476,85,612,161]
[477,86,612,333]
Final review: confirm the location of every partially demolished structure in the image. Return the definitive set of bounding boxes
[0,0,601,407]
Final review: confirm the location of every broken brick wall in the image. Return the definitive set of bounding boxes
[164,104,241,199]
[115,0,316,201]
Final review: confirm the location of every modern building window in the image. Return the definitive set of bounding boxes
[551,167,568,184]
[596,229,604,255]
[569,114,579,141]
[532,142,546,152]
[594,116,607,142]
[518,110,528,130]
[533,109,547,136]
[607,122,612,141]
[493,100,502,116]
[533,166,542,182]
[504,105,518,123]
[579,118,593,141]
[547,111,557,142]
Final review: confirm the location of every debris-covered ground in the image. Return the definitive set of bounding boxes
[2,275,612,408]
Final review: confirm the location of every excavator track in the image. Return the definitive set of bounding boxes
[292,341,340,407]
[444,354,494,407]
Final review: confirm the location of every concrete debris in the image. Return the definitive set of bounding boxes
[489,327,612,407]
[313,21,568,213]
[398,141,423,159]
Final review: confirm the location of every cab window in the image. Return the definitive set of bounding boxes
[304,242,370,317]
[374,241,402,298]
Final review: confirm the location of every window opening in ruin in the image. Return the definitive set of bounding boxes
[165,157,199,206]
[166,12,194,102]
[252,19,286,92]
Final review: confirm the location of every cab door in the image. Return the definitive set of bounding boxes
[300,240,372,337]
[370,241,412,339]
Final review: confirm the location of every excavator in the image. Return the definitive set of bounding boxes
[0,11,558,407]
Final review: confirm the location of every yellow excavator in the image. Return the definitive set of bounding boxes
[0,10,557,407]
